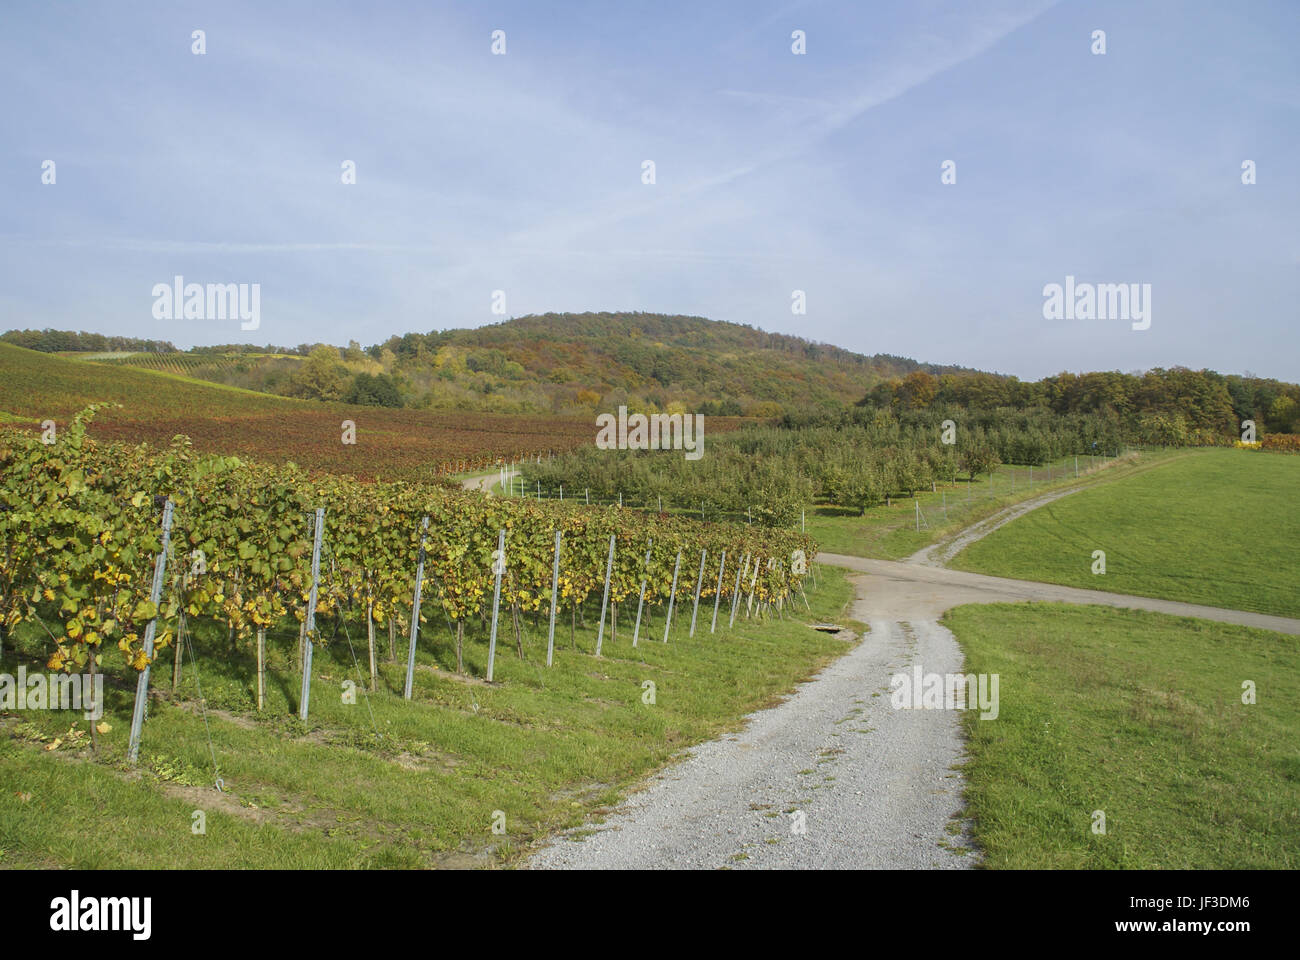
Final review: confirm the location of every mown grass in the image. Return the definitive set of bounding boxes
[0,565,856,869]
[950,448,1300,618]
[946,602,1299,869]
[804,450,1174,560]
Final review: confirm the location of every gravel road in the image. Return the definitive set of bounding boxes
[528,613,976,869]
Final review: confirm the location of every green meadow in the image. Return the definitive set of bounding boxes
[947,602,1299,869]
[951,449,1300,618]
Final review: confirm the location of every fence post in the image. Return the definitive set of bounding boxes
[127,498,175,765]
[710,551,726,634]
[729,552,747,628]
[632,539,652,647]
[546,529,562,667]
[662,549,682,643]
[297,507,326,722]
[595,533,616,656]
[486,529,506,681]
[403,516,430,700]
[689,549,707,638]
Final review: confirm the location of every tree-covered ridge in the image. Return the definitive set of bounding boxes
[1,328,178,354]
[860,368,1300,441]
[4,314,977,417]
[361,312,977,416]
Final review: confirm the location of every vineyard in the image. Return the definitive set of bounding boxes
[0,407,815,754]
[92,352,253,378]
[0,343,598,481]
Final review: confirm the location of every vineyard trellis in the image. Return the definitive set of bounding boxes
[0,408,816,758]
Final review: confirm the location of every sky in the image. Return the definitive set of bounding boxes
[1,0,1297,381]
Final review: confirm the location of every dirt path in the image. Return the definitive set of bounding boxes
[460,470,517,493]
[906,487,1085,567]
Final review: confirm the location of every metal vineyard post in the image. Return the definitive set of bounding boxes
[127,498,175,765]
[710,551,726,634]
[662,549,682,643]
[403,516,429,700]
[486,528,505,681]
[546,529,561,667]
[298,508,326,721]
[595,533,615,656]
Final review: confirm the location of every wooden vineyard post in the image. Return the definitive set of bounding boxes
[546,529,562,667]
[662,549,682,643]
[632,539,652,647]
[486,528,505,682]
[127,498,175,765]
[595,534,616,657]
[689,549,707,638]
[403,516,430,701]
[729,552,747,628]
[298,507,325,722]
[710,551,726,634]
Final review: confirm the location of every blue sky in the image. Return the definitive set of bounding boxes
[2,0,1296,380]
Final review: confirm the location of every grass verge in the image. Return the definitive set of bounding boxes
[950,448,1300,618]
[945,602,1299,869]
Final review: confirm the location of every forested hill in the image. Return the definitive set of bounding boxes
[5,313,977,417]
[365,312,976,416]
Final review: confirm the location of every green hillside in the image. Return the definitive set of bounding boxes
[7,314,975,417]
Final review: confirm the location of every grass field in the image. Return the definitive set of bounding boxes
[0,342,596,481]
[950,448,1300,618]
[945,602,1299,869]
[803,449,1166,561]
[0,564,855,869]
